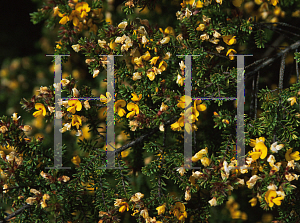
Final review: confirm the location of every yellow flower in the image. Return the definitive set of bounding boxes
[118,21,128,29]
[33,103,46,117]
[156,204,166,215]
[171,121,181,131]
[249,140,268,161]
[173,202,187,221]
[114,100,127,117]
[133,72,142,81]
[208,197,217,206]
[0,126,8,133]
[41,194,50,208]
[67,99,82,114]
[194,100,206,111]
[160,36,170,44]
[285,148,300,161]
[216,0,222,4]
[160,102,168,111]
[118,202,129,213]
[147,71,155,81]
[75,2,90,18]
[141,51,151,61]
[269,0,279,6]
[69,10,81,26]
[26,197,37,205]
[246,175,260,189]
[100,92,112,104]
[58,12,69,25]
[130,192,144,202]
[71,115,82,129]
[226,49,237,60]
[71,155,81,166]
[196,0,204,8]
[177,167,186,176]
[196,23,205,31]
[109,40,117,51]
[287,96,297,106]
[176,74,184,86]
[201,157,211,167]
[177,95,192,108]
[265,190,284,207]
[126,103,139,119]
[149,56,160,65]
[131,93,142,102]
[267,155,276,167]
[162,26,174,36]
[158,60,168,71]
[223,35,237,45]
[192,148,208,162]
[270,142,284,153]
[140,208,149,219]
[216,45,224,53]
[182,107,199,123]
[11,113,21,121]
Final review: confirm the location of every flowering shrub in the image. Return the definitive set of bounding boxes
[1,0,300,222]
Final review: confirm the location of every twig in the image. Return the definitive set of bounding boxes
[0,204,32,223]
[245,40,300,80]
[279,53,287,90]
[296,49,299,83]
[259,22,300,32]
[250,74,255,117]
[107,116,178,157]
[255,72,259,120]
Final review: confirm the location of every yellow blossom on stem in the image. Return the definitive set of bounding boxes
[131,93,142,102]
[71,155,81,166]
[71,115,82,129]
[149,56,160,65]
[171,121,181,131]
[192,147,208,162]
[176,167,186,176]
[158,60,168,71]
[223,35,237,45]
[130,192,144,202]
[176,74,184,86]
[285,148,300,161]
[172,202,187,221]
[58,12,69,24]
[287,96,297,106]
[114,100,127,117]
[177,95,192,108]
[67,99,82,114]
[268,0,279,6]
[141,51,151,61]
[156,203,166,215]
[147,70,155,81]
[118,202,129,213]
[33,103,46,117]
[265,190,284,207]
[126,103,139,119]
[249,197,257,207]
[75,2,90,18]
[226,49,237,60]
[248,139,268,161]
[209,197,217,206]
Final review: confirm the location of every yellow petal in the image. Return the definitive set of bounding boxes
[249,152,261,161]
[273,196,284,206]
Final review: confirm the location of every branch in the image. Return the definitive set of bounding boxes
[245,40,300,81]
[0,204,32,223]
